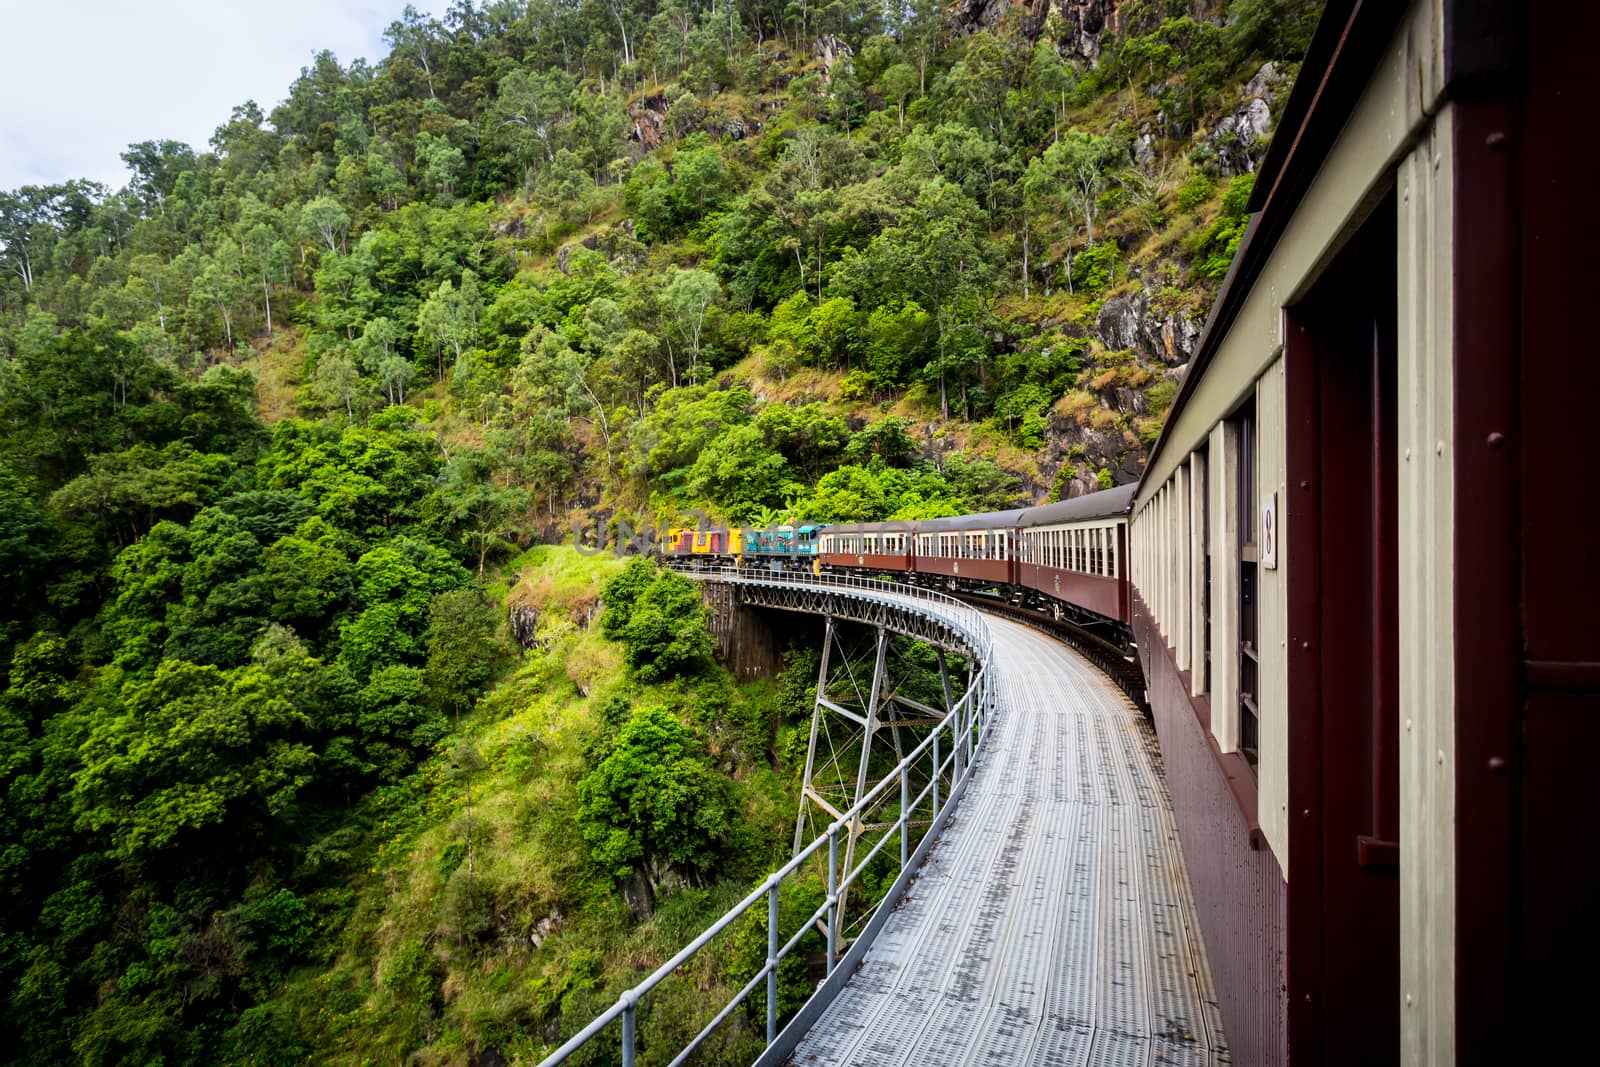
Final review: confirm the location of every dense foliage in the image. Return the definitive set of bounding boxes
[0,0,1318,1062]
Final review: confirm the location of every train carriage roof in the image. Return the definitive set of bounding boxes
[1016,483,1137,528]
[819,519,918,536]
[911,508,1032,534]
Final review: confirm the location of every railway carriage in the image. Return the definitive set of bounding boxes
[907,509,1026,593]
[816,521,913,575]
[1123,1,1595,1062]
[656,7,1594,1054]
[1015,484,1134,627]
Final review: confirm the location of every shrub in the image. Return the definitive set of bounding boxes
[1176,170,1215,212]
[1067,240,1119,294]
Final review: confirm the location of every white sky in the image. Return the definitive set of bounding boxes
[0,0,424,192]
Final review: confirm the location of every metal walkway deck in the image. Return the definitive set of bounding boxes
[789,613,1228,1067]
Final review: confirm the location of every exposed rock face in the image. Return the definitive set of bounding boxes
[508,603,539,649]
[948,0,1123,63]
[948,0,1029,35]
[628,92,668,149]
[621,870,655,921]
[1132,129,1156,165]
[529,908,564,949]
[1057,0,1121,63]
[814,34,854,82]
[1041,417,1146,498]
[1206,62,1286,176]
[1095,287,1202,367]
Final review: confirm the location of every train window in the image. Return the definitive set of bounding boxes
[1236,399,1260,768]
[1199,445,1212,696]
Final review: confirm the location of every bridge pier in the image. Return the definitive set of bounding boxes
[698,581,784,680]
[793,615,963,953]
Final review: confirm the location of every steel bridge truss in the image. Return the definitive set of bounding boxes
[721,576,989,961]
[788,617,967,942]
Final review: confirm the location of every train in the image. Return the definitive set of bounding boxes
[662,3,1593,1060]
[662,483,1137,641]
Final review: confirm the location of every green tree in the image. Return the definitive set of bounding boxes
[424,588,505,714]
[661,268,721,385]
[415,271,482,381]
[299,195,350,254]
[599,556,659,641]
[578,706,730,882]
[618,569,715,681]
[834,180,996,419]
[72,658,317,860]
[1039,129,1125,244]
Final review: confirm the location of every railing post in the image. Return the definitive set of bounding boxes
[766,880,779,1044]
[932,732,941,820]
[899,765,909,870]
[826,823,839,975]
[621,990,637,1067]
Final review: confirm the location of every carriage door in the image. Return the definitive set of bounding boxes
[1284,190,1400,1065]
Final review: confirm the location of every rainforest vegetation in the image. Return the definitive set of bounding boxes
[0,0,1318,1062]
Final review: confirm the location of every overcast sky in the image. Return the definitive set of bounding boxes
[0,0,423,192]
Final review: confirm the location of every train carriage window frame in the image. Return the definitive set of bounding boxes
[1236,397,1261,769]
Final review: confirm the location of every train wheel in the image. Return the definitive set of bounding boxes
[1051,601,1063,621]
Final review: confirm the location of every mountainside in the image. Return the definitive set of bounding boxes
[0,1,1319,1063]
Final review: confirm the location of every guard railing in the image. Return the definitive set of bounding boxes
[536,569,998,1067]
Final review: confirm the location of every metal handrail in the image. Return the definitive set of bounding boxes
[677,564,993,661]
[536,569,998,1067]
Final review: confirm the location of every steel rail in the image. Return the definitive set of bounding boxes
[535,568,997,1067]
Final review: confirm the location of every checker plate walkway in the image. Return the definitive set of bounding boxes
[789,613,1228,1067]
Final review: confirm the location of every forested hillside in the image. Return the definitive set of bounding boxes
[0,1,1317,1063]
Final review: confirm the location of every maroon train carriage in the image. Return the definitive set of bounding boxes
[908,509,1028,593]
[816,521,914,575]
[1015,483,1135,627]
